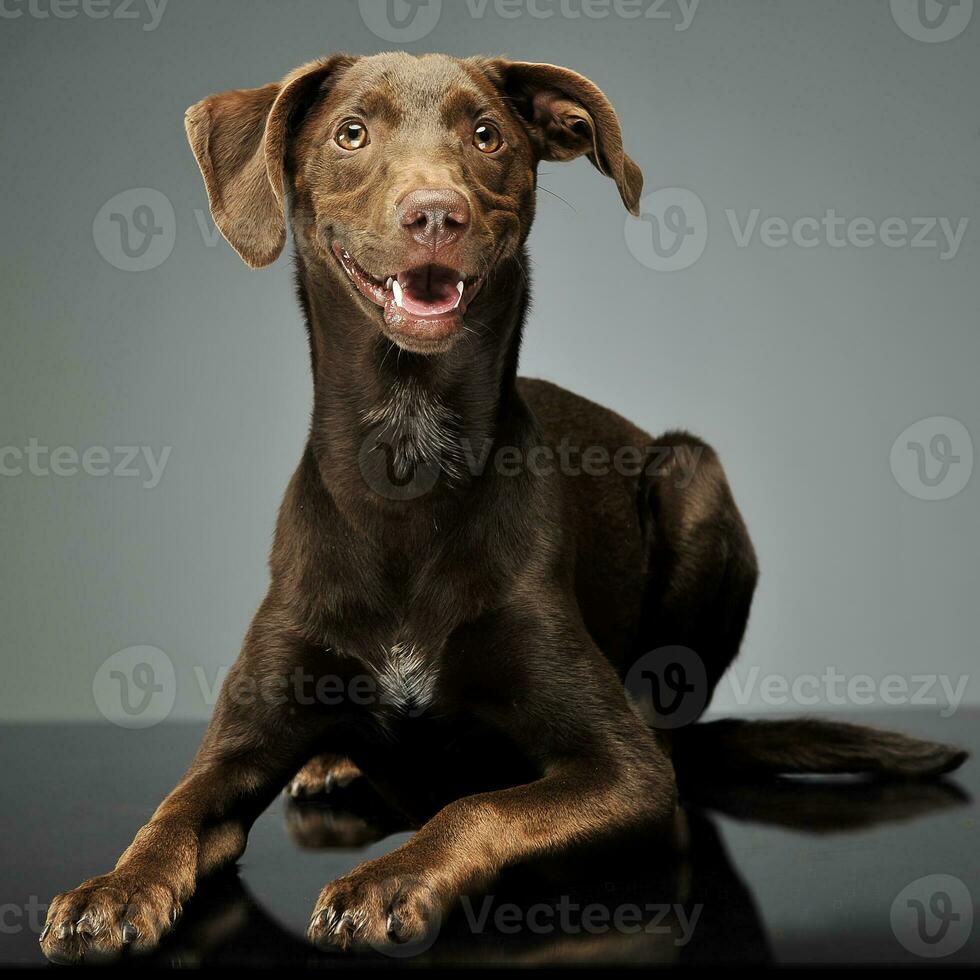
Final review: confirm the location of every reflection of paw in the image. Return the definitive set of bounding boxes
[308,860,443,952]
[41,873,178,963]
[284,804,388,850]
[286,755,361,799]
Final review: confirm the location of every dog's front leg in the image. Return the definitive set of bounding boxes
[309,601,676,952]
[41,603,328,963]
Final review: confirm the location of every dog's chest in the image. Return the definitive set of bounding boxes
[368,639,441,726]
[377,640,439,715]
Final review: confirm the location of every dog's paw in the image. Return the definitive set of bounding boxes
[308,860,443,953]
[286,755,362,799]
[41,873,178,964]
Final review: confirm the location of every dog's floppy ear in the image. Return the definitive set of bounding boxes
[185,56,352,267]
[486,60,642,216]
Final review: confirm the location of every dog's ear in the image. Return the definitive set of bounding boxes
[185,56,353,267]
[485,60,642,216]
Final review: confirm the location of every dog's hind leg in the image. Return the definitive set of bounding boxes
[633,431,758,710]
[285,754,362,799]
[635,435,967,782]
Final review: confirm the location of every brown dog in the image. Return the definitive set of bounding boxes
[42,52,966,962]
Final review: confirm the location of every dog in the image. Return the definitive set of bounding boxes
[42,52,966,962]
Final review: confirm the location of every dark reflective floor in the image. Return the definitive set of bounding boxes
[1,711,976,966]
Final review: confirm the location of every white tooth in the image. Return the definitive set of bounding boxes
[385,277,393,290]
[392,279,404,308]
[453,280,465,309]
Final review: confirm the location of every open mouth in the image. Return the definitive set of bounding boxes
[332,243,495,349]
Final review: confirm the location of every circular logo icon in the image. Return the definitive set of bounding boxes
[358,0,442,42]
[890,417,973,501]
[891,874,973,958]
[358,422,444,501]
[625,187,708,272]
[364,875,443,958]
[93,188,176,272]
[92,645,176,729]
[624,646,708,729]
[890,0,973,42]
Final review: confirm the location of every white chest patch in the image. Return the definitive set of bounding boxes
[375,641,439,719]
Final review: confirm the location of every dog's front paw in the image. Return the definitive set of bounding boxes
[41,873,178,963]
[308,860,443,953]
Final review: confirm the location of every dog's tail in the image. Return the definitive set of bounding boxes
[672,717,968,782]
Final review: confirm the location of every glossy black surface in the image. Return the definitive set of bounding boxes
[1,711,976,967]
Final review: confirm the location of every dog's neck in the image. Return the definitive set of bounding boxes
[293,249,530,508]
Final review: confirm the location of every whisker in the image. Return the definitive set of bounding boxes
[537,185,577,212]
[379,339,397,373]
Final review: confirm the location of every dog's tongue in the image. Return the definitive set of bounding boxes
[394,265,464,317]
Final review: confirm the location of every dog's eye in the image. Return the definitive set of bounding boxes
[335,119,369,150]
[473,122,503,154]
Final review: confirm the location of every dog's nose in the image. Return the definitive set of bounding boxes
[397,188,470,251]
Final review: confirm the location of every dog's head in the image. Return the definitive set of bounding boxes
[186,52,641,354]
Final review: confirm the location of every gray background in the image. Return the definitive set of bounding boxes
[1,0,977,723]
